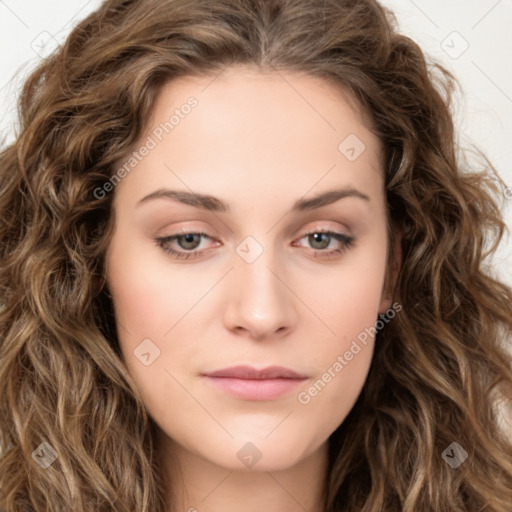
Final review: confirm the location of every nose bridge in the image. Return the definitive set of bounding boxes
[235,233,286,305]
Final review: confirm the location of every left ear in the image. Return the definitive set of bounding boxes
[378,227,403,314]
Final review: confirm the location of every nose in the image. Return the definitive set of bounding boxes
[223,245,298,341]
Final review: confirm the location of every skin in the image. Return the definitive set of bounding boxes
[105,64,401,512]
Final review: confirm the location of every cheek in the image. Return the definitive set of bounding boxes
[296,310,377,442]
[293,243,387,428]
[106,235,204,341]
[300,245,387,349]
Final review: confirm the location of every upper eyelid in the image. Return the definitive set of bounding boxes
[162,219,352,238]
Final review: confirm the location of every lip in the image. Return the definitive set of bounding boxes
[204,365,307,380]
[202,365,308,401]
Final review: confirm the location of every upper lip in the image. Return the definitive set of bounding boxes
[203,365,307,380]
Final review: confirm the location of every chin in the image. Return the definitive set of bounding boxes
[196,433,320,472]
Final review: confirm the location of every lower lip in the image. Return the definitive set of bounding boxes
[203,376,306,401]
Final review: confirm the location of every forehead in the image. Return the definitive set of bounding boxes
[113,65,384,211]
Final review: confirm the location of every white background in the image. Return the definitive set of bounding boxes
[1,0,511,284]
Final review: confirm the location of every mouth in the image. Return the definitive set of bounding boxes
[201,365,308,401]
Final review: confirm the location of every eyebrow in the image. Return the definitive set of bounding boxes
[136,186,370,213]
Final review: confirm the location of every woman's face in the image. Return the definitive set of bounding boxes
[105,65,397,472]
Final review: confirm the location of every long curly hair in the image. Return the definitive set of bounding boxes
[1,0,512,510]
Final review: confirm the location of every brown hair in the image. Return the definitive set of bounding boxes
[1,0,512,510]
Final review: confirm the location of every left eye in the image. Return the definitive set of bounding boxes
[154,229,355,260]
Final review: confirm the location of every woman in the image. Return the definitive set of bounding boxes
[1,0,511,510]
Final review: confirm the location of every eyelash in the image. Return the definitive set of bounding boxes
[154,229,355,261]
